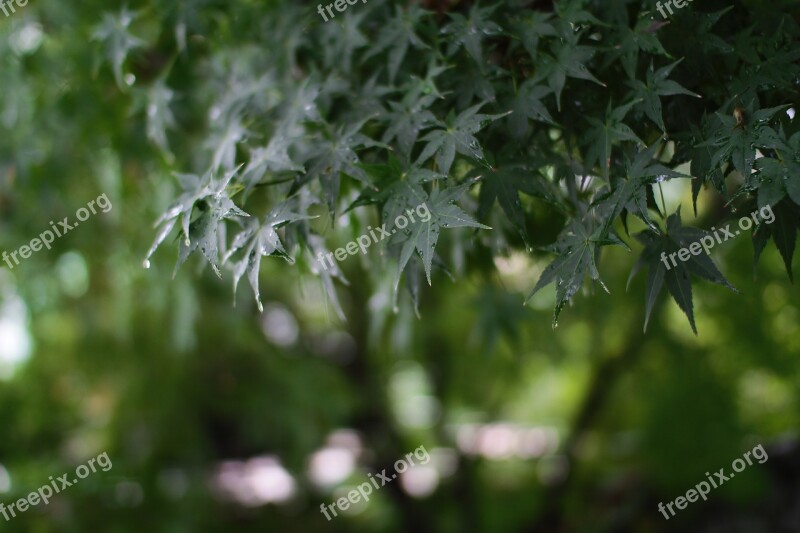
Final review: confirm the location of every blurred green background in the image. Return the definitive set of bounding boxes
[1,0,799,532]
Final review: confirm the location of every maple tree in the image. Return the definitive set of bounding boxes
[2,1,800,532]
[88,0,800,333]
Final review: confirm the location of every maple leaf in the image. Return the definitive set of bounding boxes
[511,11,559,62]
[606,15,671,80]
[342,75,395,123]
[363,4,430,82]
[144,166,249,276]
[318,9,369,74]
[278,80,324,131]
[381,92,438,159]
[475,162,559,246]
[206,112,253,173]
[91,8,145,89]
[388,181,490,300]
[510,11,558,63]
[688,7,736,56]
[223,200,316,312]
[698,100,790,181]
[626,59,700,133]
[507,80,556,139]
[689,118,728,215]
[450,61,500,109]
[296,118,386,215]
[583,100,644,181]
[526,216,627,328]
[441,3,502,69]
[552,0,604,31]
[531,31,605,111]
[628,209,737,333]
[241,134,305,194]
[416,102,509,176]
[347,155,444,214]
[594,142,689,238]
[732,42,800,96]
[131,79,177,158]
[303,233,349,321]
[751,198,800,282]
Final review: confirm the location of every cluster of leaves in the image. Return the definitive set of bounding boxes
[91,0,800,331]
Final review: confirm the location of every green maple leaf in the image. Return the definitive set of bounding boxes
[343,75,396,123]
[241,134,305,194]
[296,118,386,215]
[731,26,762,65]
[532,31,605,111]
[304,233,349,321]
[689,118,728,215]
[733,46,800,96]
[510,11,558,63]
[607,16,670,80]
[754,157,794,209]
[144,166,249,277]
[526,216,626,327]
[381,91,438,159]
[347,155,444,213]
[319,9,369,73]
[406,60,451,103]
[594,142,689,238]
[441,2,503,69]
[692,7,736,55]
[206,112,254,173]
[450,62,500,109]
[698,100,790,180]
[628,209,737,333]
[475,162,559,246]
[279,81,324,130]
[416,102,509,176]
[626,59,701,132]
[753,130,800,211]
[223,200,316,312]
[583,100,644,181]
[783,131,800,207]
[751,198,800,281]
[389,181,490,300]
[130,79,177,157]
[363,4,430,82]
[91,8,145,89]
[507,80,556,139]
[724,130,799,280]
[751,47,800,89]
[552,0,604,30]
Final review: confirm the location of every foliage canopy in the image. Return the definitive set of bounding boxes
[57,0,796,331]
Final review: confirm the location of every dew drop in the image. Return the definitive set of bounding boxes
[143,259,151,269]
